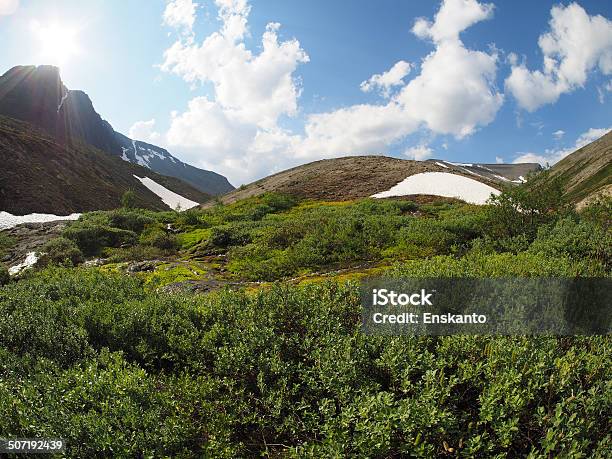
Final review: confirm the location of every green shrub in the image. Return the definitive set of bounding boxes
[210,222,256,248]
[175,208,202,227]
[108,209,156,233]
[0,265,9,285]
[0,232,15,258]
[139,226,178,252]
[529,217,612,268]
[485,172,571,240]
[38,237,84,267]
[0,269,609,457]
[63,223,137,256]
[121,189,137,209]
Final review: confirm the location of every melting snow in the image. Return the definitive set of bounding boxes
[445,161,474,167]
[435,162,449,169]
[372,172,501,205]
[120,147,131,162]
[57,92,69,113]
[0,211,81,230]
[9,252,39,276]
[133,175,199,210]
[492,174,511,182]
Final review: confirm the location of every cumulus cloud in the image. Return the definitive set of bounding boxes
[513,126,611,165]
[159,0,310,183]
[297,0,502,159]
[0,0,18,15]
[404,144,434,161]
[162,2,308,129]
[506,3,612,111]
[129,119,162,144]
[360,60,411,97]
[163,0,198,32]
[495,156,504,164]
[411,0,494,42]
[158,0,503,184]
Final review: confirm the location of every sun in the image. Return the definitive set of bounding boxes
[36,23,80,66]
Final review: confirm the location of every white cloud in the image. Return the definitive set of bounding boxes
[396,39,502,137]
[160,0,503,184]
[495,156,503,164]
[513,126,611,165]
[404,144,434,161]
[296,0,502,159]
[162,7,308,129]
[129,119,161,144]
[163,0,198,32]
[411,0,494,43]
[506,3,612,111]
[0,0,18,15]
[553,129,565,140]
[575,127,610,148]
[360,60,411,97]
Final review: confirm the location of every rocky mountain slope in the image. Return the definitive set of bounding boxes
[0,65,234,195]
[0,115,210,215]
[546,129,611,207]
[213,155,541,205]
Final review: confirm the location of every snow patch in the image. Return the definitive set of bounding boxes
[492,174,511,182]
[120,147,131,162]
[57,92,69,113]
[372,172,501,205]
[0,212,81,230]
[133,175,199,210]
[435,162,449,169]
[445,161,473,167]
[9,252,39,276]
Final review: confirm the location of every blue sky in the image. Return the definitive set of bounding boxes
[0,0,610,184]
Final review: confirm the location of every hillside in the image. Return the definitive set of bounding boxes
[546,129,611,206]
[0,115,210,215]
[214,155,541,205]
[0,65,234,195]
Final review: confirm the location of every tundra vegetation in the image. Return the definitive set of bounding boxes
[0,176,610,457]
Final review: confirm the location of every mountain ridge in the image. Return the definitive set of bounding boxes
[211,155,542,206]
[0,114,210,215]
[0,65,234,196]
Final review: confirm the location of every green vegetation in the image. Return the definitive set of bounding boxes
[0,232,14,259]
[37,237,84,267]
[0,178,610,457]
[121,189,137,209]
[0,266,9,286]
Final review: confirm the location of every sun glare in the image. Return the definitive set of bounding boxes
[35,23,80,66]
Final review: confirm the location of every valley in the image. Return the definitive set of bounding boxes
[0,66,610,458]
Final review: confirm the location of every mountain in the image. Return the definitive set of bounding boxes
[0,65,234,195]
[213,155,541,205]
[546,129,611,207]
[0,115,210,215]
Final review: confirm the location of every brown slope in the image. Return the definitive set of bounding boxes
[0,115,210,215]
[213,155,538,206]
[546,129,612,205]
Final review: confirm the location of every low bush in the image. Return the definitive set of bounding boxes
[0,267,609,457]
[139,225,179,252]
[108,209,156,233]
[63,222,137,256]
[0,265,9,285]
[38,237,84,267]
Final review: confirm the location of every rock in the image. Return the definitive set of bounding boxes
[126,260,158,273]
[84,258,107,267]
